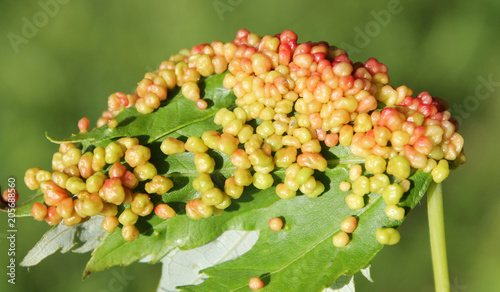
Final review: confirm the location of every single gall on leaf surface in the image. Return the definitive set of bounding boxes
[16,29,465,291]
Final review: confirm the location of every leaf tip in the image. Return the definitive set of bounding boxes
[45,131,78,144]
[45,131,59,143]
[82,269,92,280]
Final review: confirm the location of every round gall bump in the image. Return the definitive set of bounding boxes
[122,225,140,242]
[345,193,364,210]
[268,217,284,231]
[339,181,351,192]
[249,277,264,290]
[431,159,450,183]
[78,117,90,132]
[384,205,405,220]
[340,216,357,233]
[376,227,400,245]
[332,231,350,247]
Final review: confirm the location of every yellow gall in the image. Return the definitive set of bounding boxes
[339,181,351,192]
[332,231,350,247]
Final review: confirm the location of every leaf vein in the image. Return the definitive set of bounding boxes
[228,193,381,291]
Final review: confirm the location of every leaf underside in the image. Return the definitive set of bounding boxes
[20,72,433,291]
[20,216,106,267]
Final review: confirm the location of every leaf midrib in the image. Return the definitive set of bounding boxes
[164,157,365,179]
[149,110,217,143]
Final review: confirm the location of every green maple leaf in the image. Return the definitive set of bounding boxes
[18,71,433,291]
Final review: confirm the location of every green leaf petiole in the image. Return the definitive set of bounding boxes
[427,182,450,292]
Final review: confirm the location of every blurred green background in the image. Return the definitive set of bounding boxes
[1,0,499,291]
